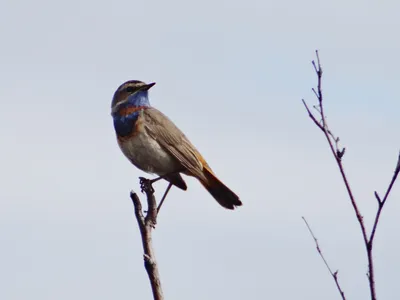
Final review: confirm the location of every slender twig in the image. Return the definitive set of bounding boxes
[302,50,400,300]
[302,217,346,300]
[130,178,164,300]
[369,152,400,247]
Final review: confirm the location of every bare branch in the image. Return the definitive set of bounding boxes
[302,217,346,300]
[369,152,400,246]
[303,54,369,249]
[130,178,164,300]
[302,51,390,300]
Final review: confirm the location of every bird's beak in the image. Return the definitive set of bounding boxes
[141,82,156,91]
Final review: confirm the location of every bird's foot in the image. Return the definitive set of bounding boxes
[139,177,155,194]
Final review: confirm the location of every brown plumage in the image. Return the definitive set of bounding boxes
[142,108,242,209]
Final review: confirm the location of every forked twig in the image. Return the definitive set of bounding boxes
[369,152,400,248]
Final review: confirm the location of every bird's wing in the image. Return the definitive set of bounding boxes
[143,108,209,178]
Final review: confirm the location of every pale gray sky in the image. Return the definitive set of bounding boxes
[1,0,400,299]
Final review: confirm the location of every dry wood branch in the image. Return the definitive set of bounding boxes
[302,50,400,300]
[302,217,346,300]
[130,177,164,300]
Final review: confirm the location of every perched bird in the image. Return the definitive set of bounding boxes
[111,80,242,209]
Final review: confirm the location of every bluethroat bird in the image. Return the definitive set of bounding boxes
[111,80,242,209]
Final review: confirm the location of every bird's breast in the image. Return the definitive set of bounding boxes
[113,107,147,138]
[116,122,181,175]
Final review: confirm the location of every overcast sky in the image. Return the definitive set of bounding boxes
[1,0,400,299]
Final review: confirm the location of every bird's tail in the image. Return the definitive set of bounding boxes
[199,168,242,210]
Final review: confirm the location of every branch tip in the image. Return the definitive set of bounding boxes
[334,270,338,277]
[374,191,381,204]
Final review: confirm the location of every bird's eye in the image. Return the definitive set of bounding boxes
[125,86,135,93]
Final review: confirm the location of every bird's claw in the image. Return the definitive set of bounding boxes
[139,177,154,194]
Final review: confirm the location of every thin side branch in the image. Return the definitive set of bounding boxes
[369,152,400,246]
[130,178,164,300]
[302,217,346,300]
[301,99,324,131]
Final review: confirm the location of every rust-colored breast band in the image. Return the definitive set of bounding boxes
[118,106,148,117]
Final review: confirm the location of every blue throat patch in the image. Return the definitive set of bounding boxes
[113,110,140,137]
[113,91,150,137]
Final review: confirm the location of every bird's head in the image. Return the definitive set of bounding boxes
[111,80,156,116]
